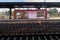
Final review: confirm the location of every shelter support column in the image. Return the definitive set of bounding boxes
[45,8,47,19]
[13,8,16,19]
[9,8,12,19]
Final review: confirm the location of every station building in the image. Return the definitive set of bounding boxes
[13,8,48,19]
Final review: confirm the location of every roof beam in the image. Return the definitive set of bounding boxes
[0,2,60,8]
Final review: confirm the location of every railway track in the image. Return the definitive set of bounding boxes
[0,19,60,35]
[0,34,60,40]
[0,22,60,35]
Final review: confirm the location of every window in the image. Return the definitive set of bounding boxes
[23,12,28,19]
[16,12,28,19]
[16,12,21,19]
[16,12,20,16]
[37,12,44,17]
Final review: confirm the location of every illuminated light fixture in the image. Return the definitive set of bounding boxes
[41,5,47,8]
[23,5,35,8]
[41,5,45,8]
[14,5,19,7]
